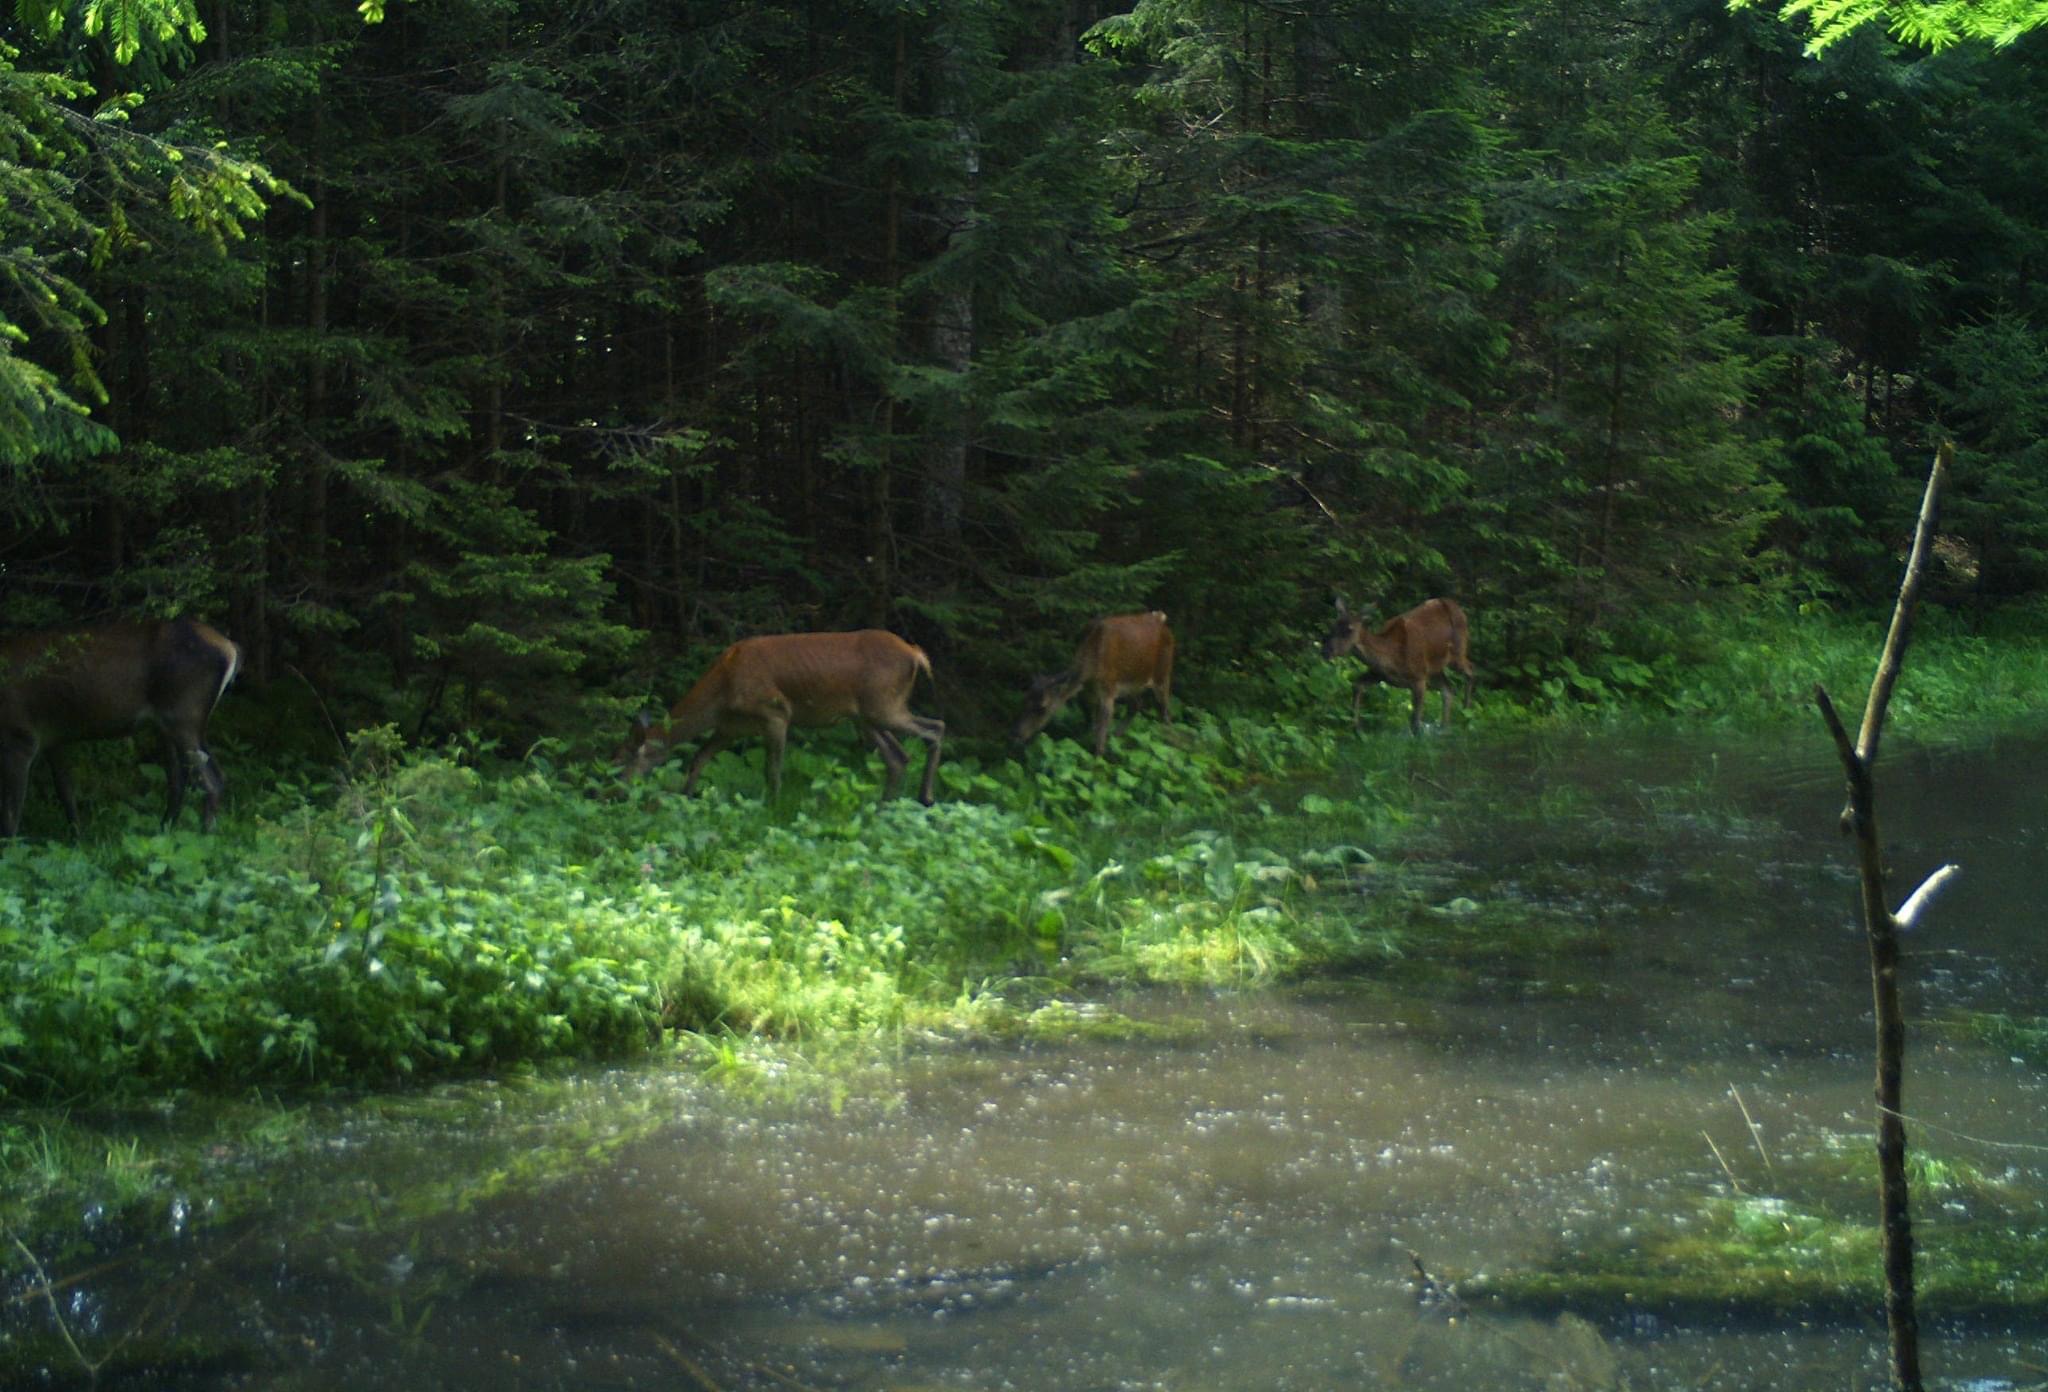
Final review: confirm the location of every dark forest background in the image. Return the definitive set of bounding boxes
[4,0,2045,742]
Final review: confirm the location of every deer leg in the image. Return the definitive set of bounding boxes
[881,713,944,806]
[45,747,85,835]
[1111,700,1139,742]
[1409,682,1428,736]
[917,717,944,805]
[159,730,195,829]
[760,719,791,800]
[1438,679,1454,727]
[682,732,737,796]
[866,725,910,800]
[1350,676,1372,729]
[1156,680,1173,728]
[1093,693,1119,757]
[192,740,228,830]
[1125,683,1173,733]
[2,733,39,837]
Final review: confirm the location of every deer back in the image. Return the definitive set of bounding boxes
[1079,611,1173,693]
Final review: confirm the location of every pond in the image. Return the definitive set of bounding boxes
[9,724,2047,1390]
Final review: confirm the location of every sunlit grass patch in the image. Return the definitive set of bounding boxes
[1945,1011,2048,1069]
[1110,900,1304,985]
[1012,1000,1207,1045]
[1467,1148,2048,1322]
[1067,829,1320,986]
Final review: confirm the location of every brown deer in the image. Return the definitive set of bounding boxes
[1321,596,1473,735]
[1012,611,1175,757]
[617,630,944,804]
[1,618,243,837]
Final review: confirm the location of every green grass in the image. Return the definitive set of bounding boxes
[1947,1011,2048,1068]
[1468,1150,2048,1321]
[1589,602,2048,730]
[0,706,1376,1105]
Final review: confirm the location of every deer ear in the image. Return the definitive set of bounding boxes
[631,711,654,736]
[1333,593,1351,616]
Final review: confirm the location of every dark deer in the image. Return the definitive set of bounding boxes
[617,630,944,804]
[1012,611,1175,757]
[1,618,243,837]
[1321,596,1473,734]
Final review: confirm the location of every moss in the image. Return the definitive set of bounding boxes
[1013,1000,1207,1045]
[1946,1011,2048,1069]
[1469,1191,2048,1324]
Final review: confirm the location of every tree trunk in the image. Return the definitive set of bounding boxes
[304,89,332,663]
[868,16,910,629]
[922,16,975,556]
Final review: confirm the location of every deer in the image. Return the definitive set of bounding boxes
[616,630,944,804]
[1,617,243,837]
[1012,611,1175,757]
[1320,596,1473,735]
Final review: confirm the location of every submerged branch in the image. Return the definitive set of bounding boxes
[1893,864,1960,932]
[10,1234,97,1377]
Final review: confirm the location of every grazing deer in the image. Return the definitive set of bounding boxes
[1012,611,1175,757]
[1,617,242,837]
[617,630,944,804]
[1321,596,1473,734]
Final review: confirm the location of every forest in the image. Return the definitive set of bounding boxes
[4,4,2048,1386]
[3,0,2045,742]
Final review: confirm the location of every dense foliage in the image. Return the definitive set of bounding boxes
[2,0,2045,745]
[0,692,1352,1100]
[5,612,2046,1107]
[6,11,2044,1370]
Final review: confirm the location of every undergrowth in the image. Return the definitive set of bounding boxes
[5,609,2043,1110]
[0,706,1377,1108]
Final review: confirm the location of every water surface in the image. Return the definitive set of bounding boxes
[12,725,2048,1390]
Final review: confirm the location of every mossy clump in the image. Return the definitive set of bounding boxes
[1947,1011,2048,1069]
[1468,1185,2048,1323]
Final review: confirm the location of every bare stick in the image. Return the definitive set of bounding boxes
[1814,442,1955,1392]
[652,1333,726,1391]
[1702,1130,1745,1195]
[1729,1086,1776,1178]
[1853,441,1953,772]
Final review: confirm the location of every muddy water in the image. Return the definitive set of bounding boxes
[19,726,2048,1390]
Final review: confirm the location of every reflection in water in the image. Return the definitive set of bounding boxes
[10,728,2048,1390]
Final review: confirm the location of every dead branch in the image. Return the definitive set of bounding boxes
[1849,441,1954,793]
[1812,441,1957,1392]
